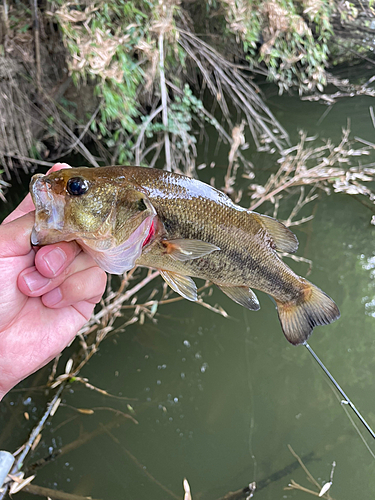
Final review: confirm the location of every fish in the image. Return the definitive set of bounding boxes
[30,165,340,345]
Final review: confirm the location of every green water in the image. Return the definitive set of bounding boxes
[1,75,375,500]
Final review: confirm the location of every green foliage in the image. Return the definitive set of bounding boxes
[54,0,186,164]
[218,0,333,93]
[49,0,366,167]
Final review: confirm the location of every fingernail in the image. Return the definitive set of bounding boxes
[43,248,66,275]
[43,287,63,307]
[23,269,51,292]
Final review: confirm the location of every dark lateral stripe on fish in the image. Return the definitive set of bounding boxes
[226,248,287,291]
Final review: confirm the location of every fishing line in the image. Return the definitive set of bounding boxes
[332,382,375,459]
[243,310,258,482]
[304,342,375,441]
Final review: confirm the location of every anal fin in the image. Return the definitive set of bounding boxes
[160,270,197,301]
[163,239,220,262]
[219,285,260,311]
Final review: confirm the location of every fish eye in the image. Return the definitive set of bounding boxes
[67,177,89,196]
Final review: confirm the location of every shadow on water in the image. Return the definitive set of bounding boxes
[1,78,375,500]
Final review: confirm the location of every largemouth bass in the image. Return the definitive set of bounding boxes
[30,166,340,345]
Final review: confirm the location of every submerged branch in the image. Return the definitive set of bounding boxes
[13,384,65,471]
[214,482,256,500]
[285,445,335,500]
[104,426,181,500]
[20,483,100,500]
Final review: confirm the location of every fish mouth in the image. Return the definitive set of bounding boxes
[30,174,66,245]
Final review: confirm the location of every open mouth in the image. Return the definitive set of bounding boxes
[30,175,65,245]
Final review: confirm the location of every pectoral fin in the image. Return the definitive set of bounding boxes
[258,214,298,253]
[219,285,260,311]
[163,239,220,262]
[160,270,197,301]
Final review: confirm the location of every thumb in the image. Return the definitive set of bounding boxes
[0,212,35,258]
[2,193,35,225]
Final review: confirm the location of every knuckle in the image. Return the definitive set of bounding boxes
[96,267,107,287]
[90,266,107,285]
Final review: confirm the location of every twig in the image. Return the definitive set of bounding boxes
[285,479,325,497]
[80,270,160,329]
[369,106,375,129]
[2,0,8,27]
[224,120,246,192]
[0,152,55,167]
[58,118,100,168]
[284,446,335,499]
[60,403,138,425]
[214,482,256,500]
[32,0,41,91]
[102,426,181,500]
[249,130,374,213]
[0,384,66,500]
[133,104,163,165]
[14,383,65,471]
[58,415,129,457]
[67,104,101,153]
[159,32,171,171]
[287,445,321,490]
[29,87,102,167]
[21,483,101,500]
[165,79,253,170]
[47,355,61,387]
[70,377,136,400]
[355,136,375,148]
[178,29,289,151]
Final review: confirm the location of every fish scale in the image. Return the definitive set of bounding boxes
[30,165,340,345]
[134,170,296,292]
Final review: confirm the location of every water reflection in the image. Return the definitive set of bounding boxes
[360,255,375,318]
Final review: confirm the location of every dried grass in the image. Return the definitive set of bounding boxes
[247,128,375,225]
[178,29,289,152]
[0,58,33,179]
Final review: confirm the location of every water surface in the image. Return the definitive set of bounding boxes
[1,74,375,500]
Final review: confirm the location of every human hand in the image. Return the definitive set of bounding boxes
[0,164,107,400]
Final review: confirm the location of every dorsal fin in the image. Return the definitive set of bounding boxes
[257,214,298,254]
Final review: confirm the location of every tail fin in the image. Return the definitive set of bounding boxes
[276,279,340,345]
